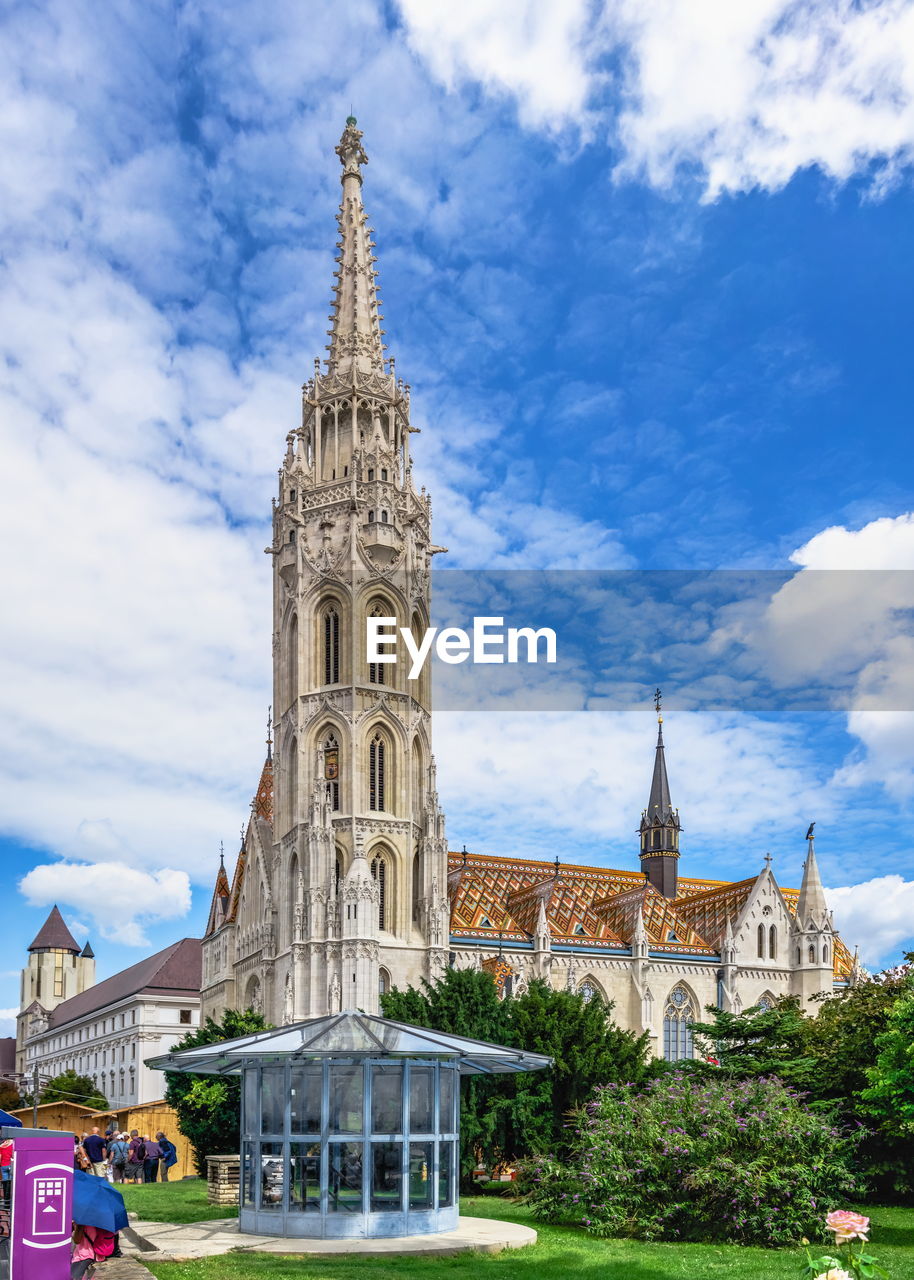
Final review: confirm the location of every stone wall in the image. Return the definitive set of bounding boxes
[207,1154,240,1205]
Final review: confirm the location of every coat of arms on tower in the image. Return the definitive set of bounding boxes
[324,749,339,781]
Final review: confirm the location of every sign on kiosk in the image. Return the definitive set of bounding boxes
[5,1129,73,1280]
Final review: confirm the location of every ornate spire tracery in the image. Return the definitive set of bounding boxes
[326,117,386,376]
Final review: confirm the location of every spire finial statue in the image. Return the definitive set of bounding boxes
[266,705,272,762]
[336,115,368,183]
[219,840,224,868]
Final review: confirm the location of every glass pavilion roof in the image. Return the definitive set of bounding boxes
[147,1011,553,1076]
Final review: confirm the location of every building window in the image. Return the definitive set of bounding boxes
[368,604,387,684]
[290,488,296,502]
[369,732,386,811]
[757,924,765,959]
[580,980,597,1003]
[412,851,421,924]
[381,469,388,482]
[663,986,695,1062]
[809,944,816,963]
[769,925,777,959]
[380,510,388,524]
[371,855,388,931]
[757,994,774,1012]
[289,528,296,543]
[323,608,340,685]
[379,967,390,998]
[180,1009,192,1025]
[54,952,64,998]
[822,943,829,963]
[324,732,340,811]
[368,468,374,481]
[368,509,375,523]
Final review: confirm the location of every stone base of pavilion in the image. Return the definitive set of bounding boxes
[124,1215,536,1260]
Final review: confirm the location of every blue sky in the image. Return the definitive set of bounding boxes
[2,0,914,1027]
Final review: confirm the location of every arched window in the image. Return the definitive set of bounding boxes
[323,732,340,811]
[371,854,388,931]
[757,923,765,958]
[769,925,777,959]
[822,943,829,963]
[412,850,421,924]
[663,986,695,1062]
[379,967,390,998]
[809,944,816,963]
[368,603,389,684]
[289,853,301,943]
[335,853,342,896]
[369,731,386,810]
[286,614,298,710]
[580,979,597,1003]
[757,994,774,1012]
[323,606,340,685]
[796,946,801,965]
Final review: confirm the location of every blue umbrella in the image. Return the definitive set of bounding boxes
[0,1110,22,1128]
[72,1170,129,1232]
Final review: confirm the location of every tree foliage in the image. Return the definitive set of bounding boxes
[382,969,650,1181]
[39,1069,107,1111]
[862,990,914,1139]
[524,1073,860,1246]
[164,1007,270,1175]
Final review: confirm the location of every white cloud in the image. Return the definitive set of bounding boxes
[826,875,914,966]
[398,0,914,196]
[395,0,599,132]
[0,1009,19,1038]
[19,862,191,946]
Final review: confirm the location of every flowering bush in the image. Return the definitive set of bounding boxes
[802,1209,889,1279]
[522,1073,860,1246]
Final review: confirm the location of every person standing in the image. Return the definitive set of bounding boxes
[108,1132,129,1184]
[0,1138,13,1206]
[142,1135,161,1184]
[125,1130,145,1184]
[82,1127,107,1177]
[156,1132,177,1181]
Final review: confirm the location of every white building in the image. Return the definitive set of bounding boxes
[19,910,201,1107]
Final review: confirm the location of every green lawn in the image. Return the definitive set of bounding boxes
[128,1190,914,1280]
[120,1178,238,1224]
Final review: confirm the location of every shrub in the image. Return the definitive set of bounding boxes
[523,1073,860,1246]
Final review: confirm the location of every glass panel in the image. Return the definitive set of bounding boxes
[371,1063,403,1134]
[261,1067,285,1134]
[438,1140,454,1208]
[409,1066,433,1133]
[371,1141,403,1213]
[289,1142,321,1213]
[259,1141,284,1211]
[243,1068,259,1136]
[439,1068,456,1134]
[328,1141,363,1213]
[241,1141,256,1208]
[409,1141,433,1210]
[329,1063,364,1133]
[291,1063,322,1134]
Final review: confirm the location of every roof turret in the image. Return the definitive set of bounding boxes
[27,906,81,954]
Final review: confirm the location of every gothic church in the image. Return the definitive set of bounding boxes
[200,120,857,1060]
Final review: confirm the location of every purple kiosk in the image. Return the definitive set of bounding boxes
[1,1127,73,1280]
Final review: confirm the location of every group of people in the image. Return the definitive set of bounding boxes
[74,1125,178,1183]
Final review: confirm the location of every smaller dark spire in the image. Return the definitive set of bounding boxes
[81,940,95,959]
[554,855,561,878]
[461,844,468,866]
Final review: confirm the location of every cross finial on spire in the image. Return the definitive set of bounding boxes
[219,840,224,868]
[654,686,662,720]
[266,706,272,762]
[764,852,773,871]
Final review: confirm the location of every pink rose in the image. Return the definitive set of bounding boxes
[825,1209,870,1243]
[814,1270,852,1280]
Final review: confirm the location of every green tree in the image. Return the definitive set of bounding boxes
[39,1069,107,1110]
[164,1007,270,1175]
[862,989,914,1136]
[382,970,649,1180]
[688,998,816,1089]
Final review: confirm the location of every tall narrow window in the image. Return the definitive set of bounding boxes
[323,608,340,685]
[287,614,298,709]
[809,944,816,962]
[769,925,777,959]
[822,943,829,963]
[368,604,387,684]
[663,987,695,1062]
[369,732,386,811]
[412,850,421,923]
[323,732,340,811]
[288,736,298,828]
[335,854,342,896]
[371,855,387,931]
[757,923,765,958]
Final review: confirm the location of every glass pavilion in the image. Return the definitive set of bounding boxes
[148,1011,551,1239]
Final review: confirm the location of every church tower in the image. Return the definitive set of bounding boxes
[267,118,449,1019]
[16,906,95,1073]
[790,824,836,1008]
[639,699,681,899]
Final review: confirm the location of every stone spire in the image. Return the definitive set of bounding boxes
[796,823,828,927]
[326,117,386,377]
[639,692,681,899]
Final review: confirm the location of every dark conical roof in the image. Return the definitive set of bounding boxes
[28,906,81,954]
[81,941,95,959]
[641,720,679,829]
